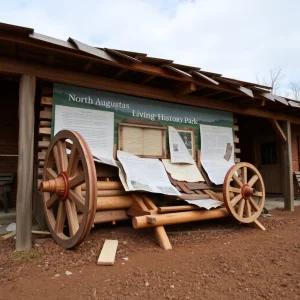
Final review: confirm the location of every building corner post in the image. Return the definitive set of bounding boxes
[16,74,36,251]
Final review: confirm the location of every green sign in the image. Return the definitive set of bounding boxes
[53,83,233,151]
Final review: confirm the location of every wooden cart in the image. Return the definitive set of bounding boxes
[39,130,266,250]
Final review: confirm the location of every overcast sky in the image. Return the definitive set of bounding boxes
[1,0,299,97]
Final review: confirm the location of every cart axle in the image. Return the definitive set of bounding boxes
[40,172,69,201]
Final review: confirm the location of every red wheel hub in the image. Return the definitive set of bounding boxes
[241,184,255,200]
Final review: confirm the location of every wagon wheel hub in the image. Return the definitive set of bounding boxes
[241,184,255,200]
[40,172,69,201]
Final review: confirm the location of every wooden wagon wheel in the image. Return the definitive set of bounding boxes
[223,162,265,224]
[40,130,97,248]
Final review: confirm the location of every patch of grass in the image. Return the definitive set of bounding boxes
[14,251,39,262]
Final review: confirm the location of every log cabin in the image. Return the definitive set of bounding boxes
[0,22,300,250]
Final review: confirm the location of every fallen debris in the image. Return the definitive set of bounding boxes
[34,238,51,246]
[6,222,16,232]
[65,271,72,276]
[0,231,16,240]
[97,239,118,266]
[31,230,51,235]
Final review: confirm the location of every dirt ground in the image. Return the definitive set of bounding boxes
[1,207,300,300]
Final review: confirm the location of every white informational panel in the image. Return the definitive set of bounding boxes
[185,199,223,210]
[200,124,235,184]
[168,126,194,164]
[117,150,180,196]
[162,159,204,182]
[54,105,116,165]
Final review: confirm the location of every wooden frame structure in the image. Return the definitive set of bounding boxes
[39,129,266,250]
[0,22,297,250]
[118,121,167,158]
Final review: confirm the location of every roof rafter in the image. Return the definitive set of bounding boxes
[174,82,197,97]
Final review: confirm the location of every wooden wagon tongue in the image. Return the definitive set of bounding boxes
[39,172,69,201]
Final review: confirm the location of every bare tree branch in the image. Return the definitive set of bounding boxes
[256,66,284,94]
[290,82,300,100]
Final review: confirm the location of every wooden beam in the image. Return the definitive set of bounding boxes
[1,58,300,124]
[221,94,241,101]
[46,54,55,65]
[16,74,36,251]
[83,61,93,72]
[114,68,128,79]
[141,74,156,85]
[281,121,294,211]
[202,90,223,98]
[174,82,197,97]
[269,119,287,143]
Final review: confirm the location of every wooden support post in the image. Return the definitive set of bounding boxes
[154,226,172,250]
[269,119,287,143]
[16,74,36,251]
[281,120,294,211]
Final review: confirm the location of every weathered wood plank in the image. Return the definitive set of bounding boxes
[40,110,52,120]
[185,182,210,190]
[97,240,118,266]
[39,127,51,135]
[40,96,53,106]
[38,140,50,149]
[38,152,46,160]
[39,120,51,127]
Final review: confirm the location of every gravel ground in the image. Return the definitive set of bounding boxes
[1,207,300,299]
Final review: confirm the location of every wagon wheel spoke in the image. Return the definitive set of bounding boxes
[65,199,79,236]
[45,168,58,180]
[245,200,252,217]
[230,193,243,206]
[249,196,260,211]
[229,186,241,194]
[66,140,73,150]
[67,145,80,177]
[68,189,85,212]
[248,175,258,187]
[69,172,85,189]
[232,174,243,187]
[237,198,245,217]
[253,191,263,197]
[53,141,68,173]
[242,167,247,184]
[55,201,66,233]
[46,193,58,208]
